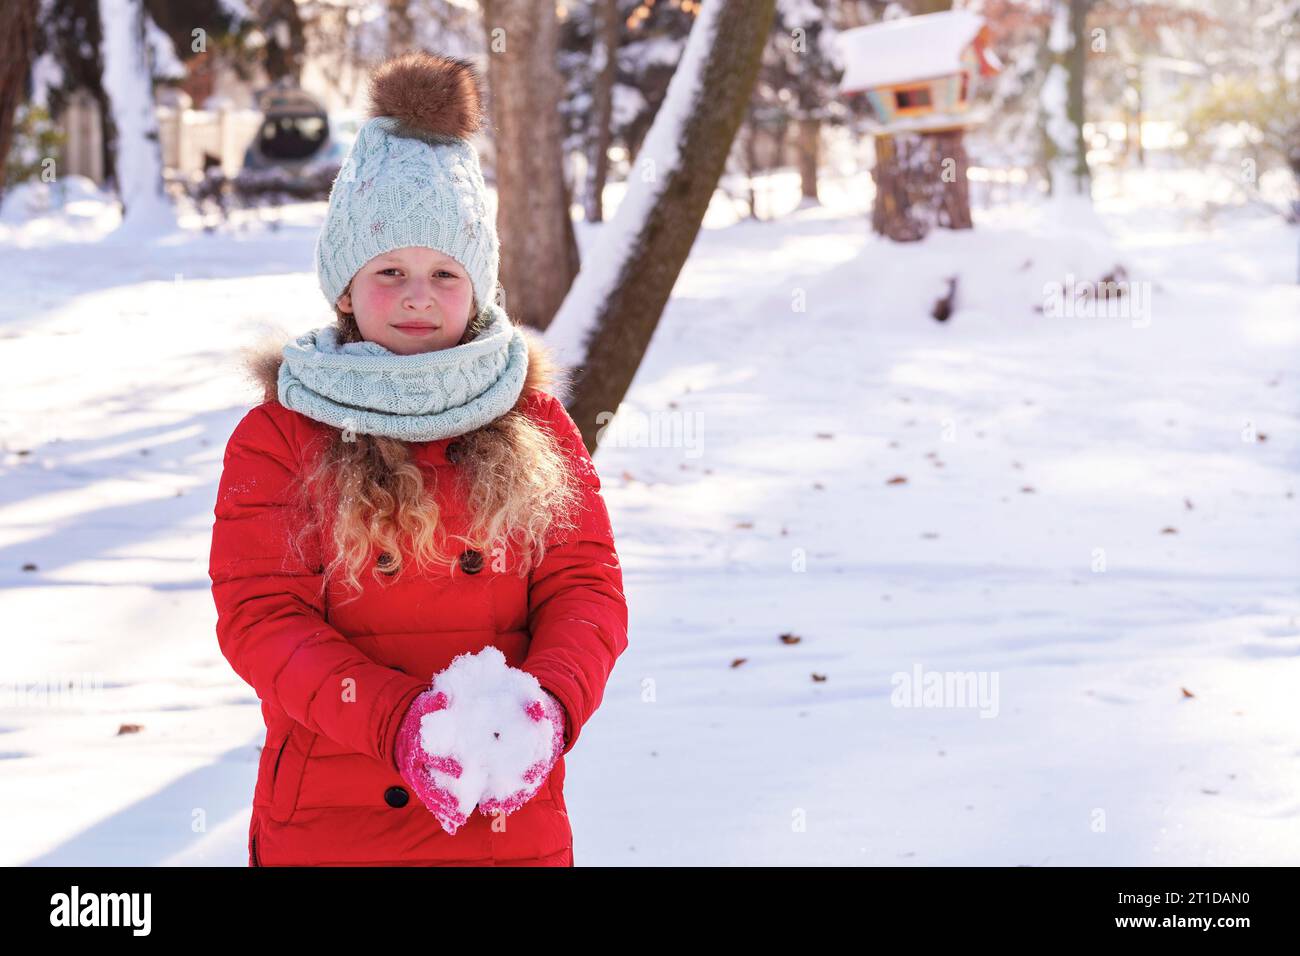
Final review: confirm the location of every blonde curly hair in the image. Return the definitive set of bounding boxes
[282,282,585,607]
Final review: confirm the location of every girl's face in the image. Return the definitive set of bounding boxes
[338,246,475,355]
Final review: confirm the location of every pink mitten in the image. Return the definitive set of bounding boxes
[395,689,471,835]
[477,689,567,819]
[394,649,571,832]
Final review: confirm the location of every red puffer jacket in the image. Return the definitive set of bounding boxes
[208,333,628,866]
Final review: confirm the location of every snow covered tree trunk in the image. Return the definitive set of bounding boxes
[98,0,176,236]
[1040,0,1091,199]
[1064,0,1091,191]
[0,0,39,205]
[583,0,619,224]
[544,0,779,453]
[482,0,580,331]
[872,129,972,242]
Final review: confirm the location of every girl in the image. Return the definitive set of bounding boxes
[208,52,628,866]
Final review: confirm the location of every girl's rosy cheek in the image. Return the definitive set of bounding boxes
[440,284,472,306]
[360,284,401,310]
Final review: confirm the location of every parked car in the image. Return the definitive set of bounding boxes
[234,82,353,200]
[188,83,358,230]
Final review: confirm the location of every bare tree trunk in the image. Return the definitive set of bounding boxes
[836,1,870,28]
[1134,67,1144,168]
[482,0,579,331]
[932,129,972,228]
[797,117,819,203]
[386,0,415,56]
[0,0,38,204]
[1041,0,1092,197]
[1065,0,1092,192]
[743,112,760,219]
[583,0,618,223]
[872,134,921,241]
[1133,64,1144,167]
[871,129,971,242]
[560,0,778,452]
[256,0,307,85]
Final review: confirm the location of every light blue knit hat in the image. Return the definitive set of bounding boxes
[314,52,499,322]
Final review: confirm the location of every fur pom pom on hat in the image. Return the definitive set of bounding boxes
[314,52,499,323]
[367,51,485,141]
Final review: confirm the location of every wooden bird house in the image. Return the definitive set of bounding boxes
[836,11,1002,241]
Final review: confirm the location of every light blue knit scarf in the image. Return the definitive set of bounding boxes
[277,301,529,442]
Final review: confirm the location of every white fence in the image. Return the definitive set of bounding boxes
[57,89,264,184]
[157,105,265,178]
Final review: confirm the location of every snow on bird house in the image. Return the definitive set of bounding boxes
[835,10,1001,134]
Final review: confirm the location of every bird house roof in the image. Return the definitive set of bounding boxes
[835,10,997,93]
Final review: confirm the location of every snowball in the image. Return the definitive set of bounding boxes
[413,646,559,824]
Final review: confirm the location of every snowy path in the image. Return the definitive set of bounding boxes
[1,173,1297,865]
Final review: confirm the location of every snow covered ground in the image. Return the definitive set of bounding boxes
[1,165,1297,866]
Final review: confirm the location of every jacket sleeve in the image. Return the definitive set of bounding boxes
[519,394,629,757]
[209,404,429,773]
